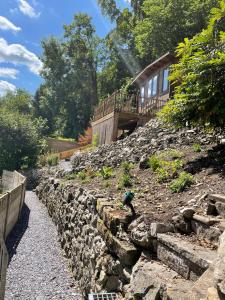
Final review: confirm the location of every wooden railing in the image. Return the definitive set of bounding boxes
[93,91,168,122]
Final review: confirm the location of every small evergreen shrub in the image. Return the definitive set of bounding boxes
[156,167,170,183]
[148,155,161,171]
[169,172,194,193]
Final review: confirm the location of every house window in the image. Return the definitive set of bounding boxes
[147,75,158,98]
[152,75,158,96]
[162,68,169,92]
[148,79,152,98]
[140,86,145,103]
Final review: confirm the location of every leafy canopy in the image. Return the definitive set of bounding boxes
[159,1,225,128]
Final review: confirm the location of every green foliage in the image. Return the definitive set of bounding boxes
[169,172,194,193]
[148,151,184,182]
[92,134,99,147]
[134,0,217,60]
[122,162,134,173]
[77,170,87,181]
[64,172,77,180]
[193,144,202,153]
[159,1,225,128]
[148,154,161,171]
[0,109,46,173]
[119,173,133,188]
[35,14,101,139]
[47,154,59,166]
[98,166,114,179]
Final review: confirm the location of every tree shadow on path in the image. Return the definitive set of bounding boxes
[5,203,30,264]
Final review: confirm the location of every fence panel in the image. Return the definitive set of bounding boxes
[0,237,8,300]
[0,194,9,239]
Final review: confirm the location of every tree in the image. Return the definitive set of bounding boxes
[35,14,101,139]
[159,1,225,128]
[0,91,46,173]
[134,0,218,60]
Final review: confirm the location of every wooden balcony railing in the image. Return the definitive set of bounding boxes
[92,91,168,122]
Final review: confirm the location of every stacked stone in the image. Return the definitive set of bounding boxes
[71,119,217,173]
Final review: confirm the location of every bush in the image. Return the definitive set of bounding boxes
[193,144,202,153]
[156,167,170,183]
[170,172,194,193]
[148,154,161,171]
[122,162,134,173]
[119,173,132,187]
[47,154,59,166]
[98,166,114,180]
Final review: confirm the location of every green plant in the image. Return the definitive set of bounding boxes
[122,162,134,173]
[148,154,161,171]
[64,172,77,180]
[47,154,59,166]
[156,167,170,183]
[38,155,47,167]
[98,166,114,180]
[169,172,194,193]
[193,143,202,153]
[77,170,87,181]
[92,134,99,147]
[120,173,132,187]
[103,181,111,188]
[167,149,184,159]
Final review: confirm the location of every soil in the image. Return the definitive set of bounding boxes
[63,143,225,225]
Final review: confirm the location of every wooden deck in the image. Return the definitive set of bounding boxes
[92,91,169,145]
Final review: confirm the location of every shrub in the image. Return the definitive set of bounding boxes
[47,154,59,166]
[170,172,194,193]
[167,149,184,159]
[120,173,132,187]
[148,154,161,171]
[156,167,170,183]
[193,144,202,153]
[122,162,134,173]
[98,166,114,180]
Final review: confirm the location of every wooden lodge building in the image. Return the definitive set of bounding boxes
[92,52,177,145]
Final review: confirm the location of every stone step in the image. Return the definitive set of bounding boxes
[209,194,225,204]
[183,265,220,300]
[130,255,194,300]
[157,234,217,281]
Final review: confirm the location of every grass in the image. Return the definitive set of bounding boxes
[122,162,134,173]
[120,173,132,187]
[169,172,194,193]
[77,171,87,181]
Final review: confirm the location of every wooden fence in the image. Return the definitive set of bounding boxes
[0,171,26,300]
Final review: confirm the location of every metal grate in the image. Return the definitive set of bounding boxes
[88,293,117,300]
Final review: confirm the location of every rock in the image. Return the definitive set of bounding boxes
[129,218,154,249]
[214,231,225,296]
[139,155,149,169]
[215,202,225,218]
[172,215,192,234]
[150,222,174,237]
[179,207,195,219]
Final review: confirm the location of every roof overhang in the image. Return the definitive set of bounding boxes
[131,52,177,87]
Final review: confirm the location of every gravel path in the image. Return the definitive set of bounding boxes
[5,191,83,300]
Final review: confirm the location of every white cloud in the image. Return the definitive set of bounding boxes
[0,68,19,79]
[0,38,42,75]
[18,0,40,18]
[0,16,21,32]
[0,80,16,96]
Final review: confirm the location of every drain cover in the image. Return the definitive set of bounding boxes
[88,293,117,300]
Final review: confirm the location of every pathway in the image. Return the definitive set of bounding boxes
[5,191,82,300]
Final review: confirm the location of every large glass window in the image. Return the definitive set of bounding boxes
[148,79,152,98]
[162,68,169,92]
[152,75,158,96]
[140,86,145,103]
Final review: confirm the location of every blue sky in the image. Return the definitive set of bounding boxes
[0,0,129,96]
